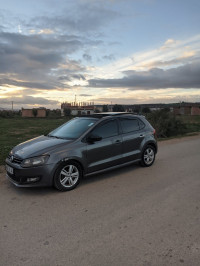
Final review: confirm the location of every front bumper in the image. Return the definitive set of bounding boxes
[5,158,57,187]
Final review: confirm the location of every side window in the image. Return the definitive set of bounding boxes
[120,118,140,133]
[92,120,118,139]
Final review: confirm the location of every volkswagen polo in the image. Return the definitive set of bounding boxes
[5,112,157,191]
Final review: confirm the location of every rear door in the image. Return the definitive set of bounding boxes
[119,117,145,163]
[86,119,122,173]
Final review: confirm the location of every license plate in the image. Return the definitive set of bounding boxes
[6,165,14,175]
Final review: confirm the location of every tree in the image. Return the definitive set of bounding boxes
[46,109,50,117]
[133,107,140,114]
[163,107,170,113]
[112,104,125,112]
[102,105,108,112]
[142,107,151,114]
[32,109,37,117]
[63,108,71,116]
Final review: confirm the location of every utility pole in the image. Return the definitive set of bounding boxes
[11,101,14,111]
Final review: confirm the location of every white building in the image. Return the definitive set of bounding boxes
[61,102,95,116]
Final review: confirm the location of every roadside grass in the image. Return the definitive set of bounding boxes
[177,115,200,133]
[157,115,200,141]
[0,117,67,165]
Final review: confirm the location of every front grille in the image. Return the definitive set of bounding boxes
[7,155,23,165]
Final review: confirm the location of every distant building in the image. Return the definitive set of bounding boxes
[60,102,200,116]
[191,106,200,115]
[173,103,200,115]
[22,108,46,117]
[61,102,95,116]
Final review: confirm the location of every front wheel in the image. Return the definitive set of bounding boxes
[54,161,82,191]
[140,145,155,167]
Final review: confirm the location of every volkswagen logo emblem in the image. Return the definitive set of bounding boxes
[11,155,14,162]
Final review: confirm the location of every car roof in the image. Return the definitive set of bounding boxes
[80,112,144,119]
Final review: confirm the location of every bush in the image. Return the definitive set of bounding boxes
[113,104,125,112]
[0,110,19,118]
[147,110,186,138]
[102,105,108,112]
[133,107,140,114]
[48,109,61,118]
[63,108,71,116]
[142,107,151,114]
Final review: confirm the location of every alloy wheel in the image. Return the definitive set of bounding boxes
[59,164,79,188]
[143,147,155,165]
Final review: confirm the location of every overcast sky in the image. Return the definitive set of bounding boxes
[0,0,200,109]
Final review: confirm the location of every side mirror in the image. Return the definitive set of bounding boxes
[87,134,102,143]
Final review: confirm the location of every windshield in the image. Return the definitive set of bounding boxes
[48,118,98,139]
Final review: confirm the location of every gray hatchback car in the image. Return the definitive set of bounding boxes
[5,112,157,191]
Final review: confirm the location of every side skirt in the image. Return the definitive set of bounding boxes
[85,159,141,177]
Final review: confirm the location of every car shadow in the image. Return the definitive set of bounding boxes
[8,184,57,196]
[81,162,140,186]
[5,162,141,195]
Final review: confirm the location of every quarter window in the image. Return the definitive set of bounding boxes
[120,118,140,133]
[92,120,118,139]
[138,119,145,129]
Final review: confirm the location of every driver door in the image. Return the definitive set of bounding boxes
[86,119,122,173]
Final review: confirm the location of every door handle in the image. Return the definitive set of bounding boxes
[139,134,144,137]
[115,140,121,144]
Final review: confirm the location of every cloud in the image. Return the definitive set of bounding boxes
[0,95,59,108]
[1,2,200,107]
[160,39,176,50]
[38,29,54,35]
[88,61,200,89]
[28,2,119,34]
[102,54,115,61]
[58,74,86,82]
[0,32,83,74]
[98,35,200,78]
[141,53,198,69]
[79,94,92,97]
[0,31,87,91]
[71,74,86,80]
[0,78,57,90]
[83,53,92,62]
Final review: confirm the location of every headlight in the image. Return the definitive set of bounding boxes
[21,155,49,168]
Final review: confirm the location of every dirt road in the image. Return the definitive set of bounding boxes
[0,135,200,266]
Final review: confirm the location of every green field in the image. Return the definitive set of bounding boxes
[0,117,67,165]
[0,115,200,165]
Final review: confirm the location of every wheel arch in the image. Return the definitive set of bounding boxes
[60,157,84,172]
[52,157,85,185]
[142,141,157,154]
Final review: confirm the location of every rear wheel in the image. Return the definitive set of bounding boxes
[140,145,155,167]
[54,161,82,191]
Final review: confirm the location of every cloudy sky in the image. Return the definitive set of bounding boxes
[0,0,200,109]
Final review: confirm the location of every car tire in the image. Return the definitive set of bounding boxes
[140,145,155,167]
[54,161,82,191]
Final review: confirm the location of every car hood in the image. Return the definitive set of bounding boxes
[11,135,74,159]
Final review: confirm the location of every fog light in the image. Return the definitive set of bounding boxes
[27,177,40,182]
